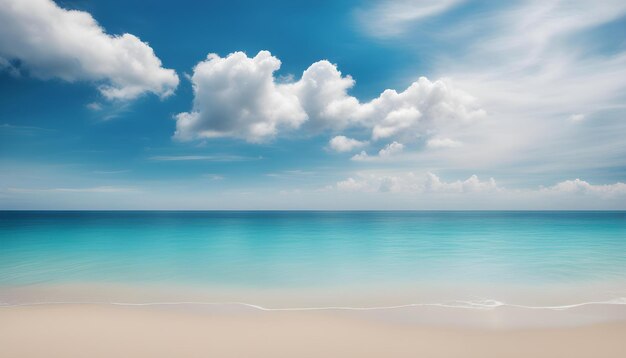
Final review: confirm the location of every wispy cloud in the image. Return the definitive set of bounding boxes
[149,155,257,162]
[203,173,225,180]
[426,137,463,149]
[352,0,626,178]
[0,123,55,134]
[86,102,103,111]
[356,0,466,38]
[568,113,586,122]
[7,186,137,194]
[92,170,130,174]
[266,170,315,178]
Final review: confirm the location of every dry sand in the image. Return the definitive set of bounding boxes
[1,304,625,358]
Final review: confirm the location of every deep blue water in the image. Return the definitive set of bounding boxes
[1,211,625,289]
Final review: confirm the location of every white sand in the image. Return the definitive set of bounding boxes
[1,304,625,358]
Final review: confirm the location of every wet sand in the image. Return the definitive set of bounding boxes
[1,304,625,358]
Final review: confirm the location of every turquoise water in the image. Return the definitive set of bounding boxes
[1,211,625,292]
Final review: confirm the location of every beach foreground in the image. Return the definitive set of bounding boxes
[1,304,625,358]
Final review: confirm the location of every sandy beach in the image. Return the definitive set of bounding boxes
[1,304,625,358]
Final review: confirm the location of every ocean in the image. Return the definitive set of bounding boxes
[1,211,626,316]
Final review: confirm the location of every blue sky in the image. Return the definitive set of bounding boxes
[1,0,626,209]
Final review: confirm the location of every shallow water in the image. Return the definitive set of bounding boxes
[1,211,625,309]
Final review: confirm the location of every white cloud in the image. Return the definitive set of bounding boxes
[433,0,626,172]
[378,141,404,157]
[176,51,484,144]
[0,0,179,100]
[349,0,626,177]
[351,151,370,161]
[266,170,315,178]
[427,137,462,149]
[352,141,405,161]
[174,51,307,142]
[86,102,103,111]
[92,170,130,174]
[288,60,361,131]
[149,155,253,162]
[335,177,370,192]
[545,179,626,197]
[289,60,484,137]
[3,165,625,209]
[371,107,420,140]
[8,186,136,193]
[356,76,485,142]
[203,174,224,180]
[568,113,586,122]
[334,172,499,194]
[356,0,466,38]
[0,123,53,134]
[423,172,498,193]
[329,136,367,152]
[332,173,626,201]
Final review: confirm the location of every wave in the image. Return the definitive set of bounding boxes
[2,297,626,311]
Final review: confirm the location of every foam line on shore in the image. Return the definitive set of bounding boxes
[1,297,626,311]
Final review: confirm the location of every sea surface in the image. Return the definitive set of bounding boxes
[1,211,626,313]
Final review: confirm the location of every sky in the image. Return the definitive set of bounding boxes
[1,0,626,209]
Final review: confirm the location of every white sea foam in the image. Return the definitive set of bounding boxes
[2,297,626,311]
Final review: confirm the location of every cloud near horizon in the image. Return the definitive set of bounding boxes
[334,172,498,194]
[0,0,179,100]
[7,186,137,194]
[544,179,626,197]
[333,172,626,199]
[1,0,625,210]
[175,50,484,143]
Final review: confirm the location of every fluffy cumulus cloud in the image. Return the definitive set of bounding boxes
[0,0,179,100]
[334,172,499,193]
[332,173,626,201]
[288,60,361,131]
[378,141,404,157]
[545,179,626,197]
[352,141,404,161]
[174,51,306,142]
[291,62,485,140]
[328,136,367,152]
[351,141,404,161]
[175,50,484,143]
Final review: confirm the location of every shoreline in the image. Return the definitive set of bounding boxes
[3,298,626,330]
[3,282,626,328]
[1,303,626,357]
